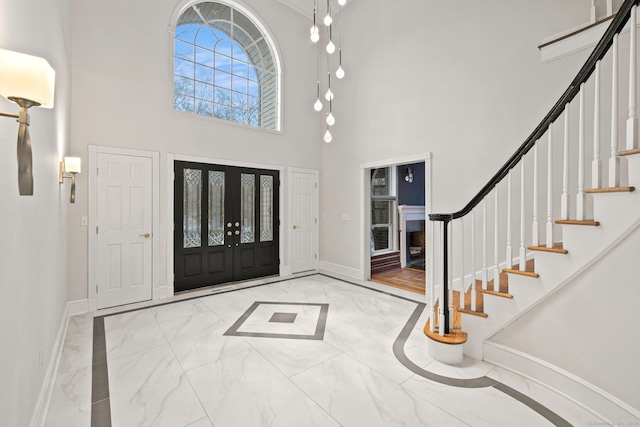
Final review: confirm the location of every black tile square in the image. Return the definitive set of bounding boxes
[269,312,298,323]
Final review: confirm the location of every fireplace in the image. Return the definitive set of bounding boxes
[398,205,426,269]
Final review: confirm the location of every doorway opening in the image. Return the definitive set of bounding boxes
[174,161,280,292]
[367,161,427,295]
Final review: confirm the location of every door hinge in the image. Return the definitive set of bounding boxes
[315,254,317,259]
[315,218,318,224]
[315,182,318,188]
[96,285,98,294]
[96,167,99,176]
[96,226,99,234]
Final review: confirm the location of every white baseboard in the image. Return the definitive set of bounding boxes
[67,299,89,316]
[317,261,362,280]
[280,265,292,277]
[483,341,640,423]
[29,304,71,427]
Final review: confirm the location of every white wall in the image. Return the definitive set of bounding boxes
[0,0,72,425]
[68,0,320,301]
[318,0,591,274]
[490,223,640,411]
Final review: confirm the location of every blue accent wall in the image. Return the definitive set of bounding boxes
[397,162,425,206]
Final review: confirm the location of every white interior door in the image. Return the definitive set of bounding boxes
[96,153,153,309]
[291,170,318,273]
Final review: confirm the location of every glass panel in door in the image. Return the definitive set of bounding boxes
[260,175,273,242]
[208,171,225,246]
[240,173,255,244]
[183,168,202,248]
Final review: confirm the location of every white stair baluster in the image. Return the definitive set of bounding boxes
[546,125,554,247]
[482,198,488,290]
[593,61,602,189]
[459,217,465,311]
[494,187,500,292]
[519,160,527,272]
[506,171,513,269]
[577,84,587,220]
[606,0,613,17]
[532,142,540,247]
[627,5,638,151]
[611,34,621,187]
[470,210,477,312]
[561,103,571,220]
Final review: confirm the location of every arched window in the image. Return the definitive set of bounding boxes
[173,2,280,130]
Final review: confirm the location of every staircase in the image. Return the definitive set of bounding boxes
[430,162,640,359]
[425,0,640,387]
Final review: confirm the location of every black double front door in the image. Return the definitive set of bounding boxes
[174,161,279,292]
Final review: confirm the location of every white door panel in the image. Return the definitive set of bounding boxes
[97,153,153,309]
[291,171,318,273]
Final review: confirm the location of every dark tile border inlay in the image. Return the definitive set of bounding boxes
[224,301,329,340]
[91,316,111,427]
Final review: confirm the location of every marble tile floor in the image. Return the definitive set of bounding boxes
[45,273,604,427]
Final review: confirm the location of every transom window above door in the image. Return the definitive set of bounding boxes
[173,1,280,130]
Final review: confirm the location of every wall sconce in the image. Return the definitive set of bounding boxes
[59,157,81,203]
[404,167,414,183]
[0,48,56,196]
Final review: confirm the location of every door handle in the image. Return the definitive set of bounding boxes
[139,233,151,238]
[293,225,299,230]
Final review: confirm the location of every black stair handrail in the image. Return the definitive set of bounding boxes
[429,0,640,335]
[429,0,640,223]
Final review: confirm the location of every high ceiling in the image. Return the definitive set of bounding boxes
[276,0,353,19]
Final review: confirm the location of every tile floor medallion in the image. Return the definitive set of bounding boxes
[224,301,329,340]
[44,273,611,427]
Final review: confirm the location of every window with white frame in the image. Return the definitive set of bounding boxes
[371,167,397,254]
[173,2,280,130]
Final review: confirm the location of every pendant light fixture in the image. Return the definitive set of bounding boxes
[325,71,333,101]
[324,0,332,26]
[310,0,319,43]
[326,99,335,126]
[309,0,346,143]
[314,81,323,111]
[336,12,345,78]
[324,127,333,143]
[326,25,336,54]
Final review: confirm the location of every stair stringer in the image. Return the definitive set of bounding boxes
[460,174,640,360]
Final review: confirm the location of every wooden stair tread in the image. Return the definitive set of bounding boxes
[457,307,488,318]
[424,319,468,344]
[503,259,538,278]
[503,268,540,278]
[479,289,514,299]
[585,187,635,193]
[555,219,600,226]
[618,148,640,156]
[527,243,568,254]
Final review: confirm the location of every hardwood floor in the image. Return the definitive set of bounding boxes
[371,267,426,295]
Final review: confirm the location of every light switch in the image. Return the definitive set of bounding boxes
[341,214,350,221]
